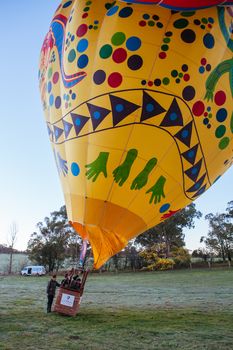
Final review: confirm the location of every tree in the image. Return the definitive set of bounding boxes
[171,247,191,267]
[27,206,80,272]
[7,222,18,274]
[192,248,211,261]
[136,203,202,257]
[201,211,233,261]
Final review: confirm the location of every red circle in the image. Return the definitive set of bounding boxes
[192,101,205,116]
[112,48,127,63]
[183,74,190,81]
[139,20,146,27]
[108,72,123,88]
[148,81,153,86]
[159,52,166,59]
[76,24,88,37]
[52,72,59,84]
[214,90,226,106]
[201,58,207,65]
[82,13,88,19]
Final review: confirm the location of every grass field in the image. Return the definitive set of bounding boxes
[1,268,233,349]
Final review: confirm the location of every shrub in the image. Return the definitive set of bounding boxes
[154,258,175,271]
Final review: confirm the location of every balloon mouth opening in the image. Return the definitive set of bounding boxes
[69,198,148,269]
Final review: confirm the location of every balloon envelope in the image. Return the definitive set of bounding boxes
[120,0,233,10]
[39,0,233,269]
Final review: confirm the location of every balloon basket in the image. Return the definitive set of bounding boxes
[53,270,89,316]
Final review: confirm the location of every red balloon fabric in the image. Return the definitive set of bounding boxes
[120,0,233,10]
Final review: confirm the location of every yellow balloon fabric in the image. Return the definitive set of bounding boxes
[39,0,233,269]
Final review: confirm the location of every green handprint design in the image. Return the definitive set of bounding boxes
[131,157,157,190]
[205,59,233,101]
[204,8,233,101]
[85,152,109,182]
[113,149,138,186]
[146,176,166,204]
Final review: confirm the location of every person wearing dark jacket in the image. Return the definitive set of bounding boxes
[46,274,60,313]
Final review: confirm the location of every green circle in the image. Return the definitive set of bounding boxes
[48,67,53,79]
[173,19,189,29]
[179,72,183,78]
[86,1,92,4]
[68,49,76,63]
[219,137,230,150]
[148,21,155,26]
[111,32,126,46]
[99,44,113,58]
[83,6,90,11]
[215,125,226,138]
[163,37,170,43]
[201,18,208,24]
[161,44,169,51]
[208,113,212,118]
[163,77,170,85]
[93,26,98,30]
[201,25,205,29]
[171,70,178,77]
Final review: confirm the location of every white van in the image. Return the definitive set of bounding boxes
[21,266,46,276]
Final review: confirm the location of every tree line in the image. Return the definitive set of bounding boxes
[23,201,233,272]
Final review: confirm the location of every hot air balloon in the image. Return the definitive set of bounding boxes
[39,0,233,269]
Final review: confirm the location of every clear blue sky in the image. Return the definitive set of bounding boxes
[0,0,232,252]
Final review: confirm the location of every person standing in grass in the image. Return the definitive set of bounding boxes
[46,274,60,313]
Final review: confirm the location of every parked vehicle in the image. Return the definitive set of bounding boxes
[21,265,46,276]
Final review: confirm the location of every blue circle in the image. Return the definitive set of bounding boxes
[191,167,198,175]
[94,111,101,119]
[116,104,124,112]
[181,130,189,138]
[199,66,205,74]
[75,118,81,126]
[188,150,194,158]
[126,36,141,51]
[203,33,215,49]
[194,182,201,190]
[49,94,54,106]
[63,1,72,8]
[203,118,209,125]
[71,35,75,42]
[107,5,119,16]
[71,163,80,176]
[207,106,211,112]
[64,124,70,132]
[143,14,150,20]
[160,203,170,213]
[146,103,154,112]
[47,81,52,93]
[77,54,89,68]
[77,39,88,53]
[71,93,76,100]
[216,108,227,122]
[170,112,177,121]
[119,7,133,18]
